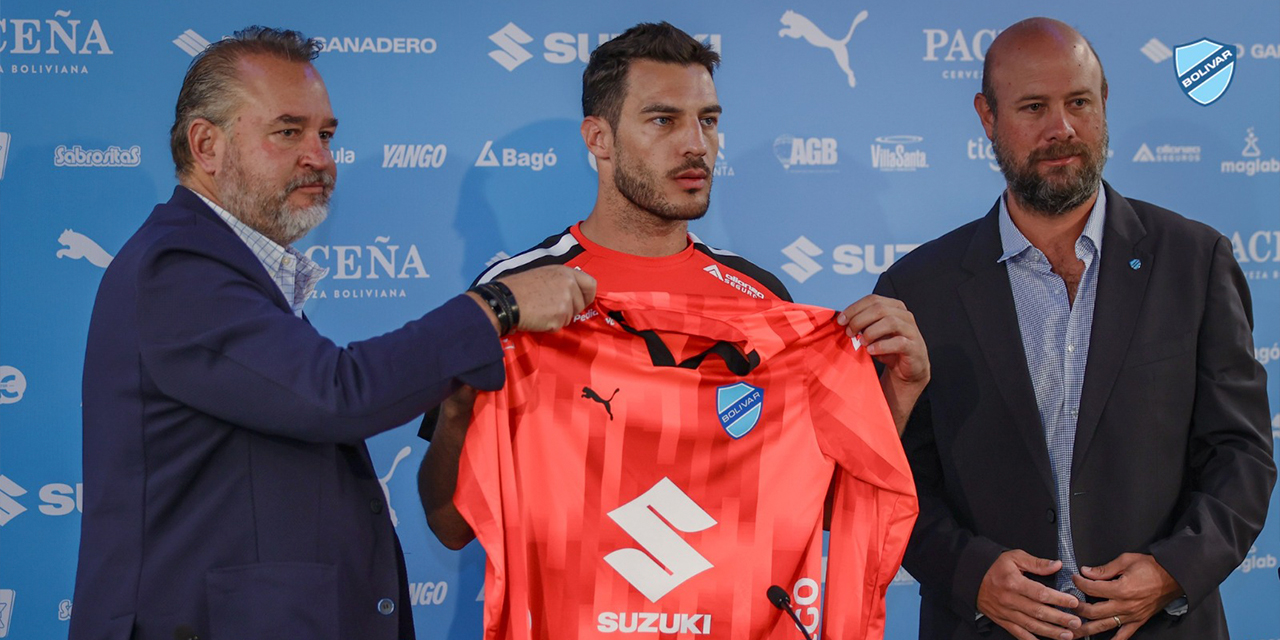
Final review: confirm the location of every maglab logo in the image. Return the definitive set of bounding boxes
[0,366,26,405]
[1222,128,1279,177]
[1174,38,1235,106]
[778,9,868,88]
[604,477,716,602]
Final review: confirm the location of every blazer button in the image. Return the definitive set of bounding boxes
[1046,508,1056,523]
[377,597,396,615]
[370,498,384,514]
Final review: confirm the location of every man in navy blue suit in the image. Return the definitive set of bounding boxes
[69,26,594,640]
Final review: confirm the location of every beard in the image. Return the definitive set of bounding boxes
[612,142,712,222]
[216,143,334,246]
[992,125,1108,216]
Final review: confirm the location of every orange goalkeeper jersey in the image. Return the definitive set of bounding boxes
[455,292,917,640]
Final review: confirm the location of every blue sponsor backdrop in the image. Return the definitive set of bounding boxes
[0,0,1276,638]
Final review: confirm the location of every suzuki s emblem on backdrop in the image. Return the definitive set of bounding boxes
[716,383,763,439]
[779,9,868,88]
[1174,38,1235,106]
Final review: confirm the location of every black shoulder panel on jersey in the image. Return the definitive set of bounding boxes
[691,243,793,302]
[471,227,585,286]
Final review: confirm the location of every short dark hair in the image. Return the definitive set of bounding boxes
[980,33,1107,114]
[582,22,719,128]
[170,26,321,177]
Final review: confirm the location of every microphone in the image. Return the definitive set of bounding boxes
[767,585,814,640]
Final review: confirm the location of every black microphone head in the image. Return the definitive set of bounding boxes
[767,585,791,609]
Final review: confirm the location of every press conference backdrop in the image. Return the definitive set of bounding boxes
[1,0,1276,638]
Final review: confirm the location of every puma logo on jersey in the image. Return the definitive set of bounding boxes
[582,386,619,420]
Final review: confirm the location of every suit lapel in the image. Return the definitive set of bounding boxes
[1071,183,1151,475]
[958,201,1056,492]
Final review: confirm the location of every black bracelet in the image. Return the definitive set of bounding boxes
[469,283,514,336]
[487,280,520,331]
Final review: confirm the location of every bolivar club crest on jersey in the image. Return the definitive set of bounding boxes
[1174,38,1235,106]
[716,382,764,439]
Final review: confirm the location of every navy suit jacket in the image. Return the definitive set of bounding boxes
[70,187,505,640]
[876,183,1274,639]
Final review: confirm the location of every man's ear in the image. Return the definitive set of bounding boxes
[581,115,613,164]
[188,118,227,176]
[974,93,997,141]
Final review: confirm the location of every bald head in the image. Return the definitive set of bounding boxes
[981,18,1107,114]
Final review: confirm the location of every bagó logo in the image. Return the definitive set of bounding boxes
[716,383,763,439]
[0,589,13,638]
[604,477,716,602]
[377,446,411,527]
[172,29,210,56]
[0,366,26,405]
[488,22,533,71]
[0,476,27,527]
[474,140,557,171]
[778,9,868,88]
[56,229,113,268]
[1174,38,1235,106]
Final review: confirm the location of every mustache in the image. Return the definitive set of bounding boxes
[285,171,335,193]
[1028,141,1091,163]
[667,156,711,178]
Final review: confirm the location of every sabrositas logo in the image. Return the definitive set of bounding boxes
[0,132,11,180]
[0,365,27,405]
[780,235,921,283]
[871,135,929,172]
[487,22,720,71]
[0,589,13,638]
[967,138,1000,172]
[1222,128,1278,176]
[604,477,716,603]
[922,27,1000,80]
[0,10,113,76]
[1132,143,1200,163]
[1228,228,1280,281]
[773,135,838,172]
[475,141,557,171]
[300,236,430,300]
[382,144,446,169]
[314,35,436,55]
[778,9,868,88]
[54,145,140,168]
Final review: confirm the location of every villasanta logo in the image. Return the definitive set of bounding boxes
[778,9,868,88]
[377,446,411,527]
[0,132,11,180]
[300,235,430,300]
[0,365,27,405]
[57,229,114,268]
[871,135,929,172]
[54,144,141,168]
[172,29,210,56]
[0,9,113,76]
[487,22,720,71]
[604,477,716,603]
[780,235,921,283]
[773,135,838,171]
[923,27,999,80]
[967,138,1000,172]
[0,476,27,527]
[382,144,446,169]
[0,589,13,638]
[475,140,557,171]
[314,35,436,55]
[1222,128,1278,177]
[1132,142,1201,163]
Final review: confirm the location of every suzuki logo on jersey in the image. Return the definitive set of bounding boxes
[716,383,763,439]
[604,477,716,602]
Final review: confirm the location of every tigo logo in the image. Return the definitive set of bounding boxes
[0,132,11,180]
[773,135,838,171]
[1141,38,1173,63]
[382,144,446,169]
[967,138,1000,172]
[871,135,929,172]
[604,477,716,602]
[474,141,557,171]
[0,366,26,405]
[0,589,13,638]
[488,23,532,71]
[778,9,868,88]
[0,476,27,527]
[173,29,210,56]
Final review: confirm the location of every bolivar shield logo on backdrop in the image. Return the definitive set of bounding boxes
[716,383,764,439]
[1174,38,1235,106]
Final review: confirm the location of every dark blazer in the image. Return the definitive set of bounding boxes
[70,187,505,640]
[875,182,1274,639]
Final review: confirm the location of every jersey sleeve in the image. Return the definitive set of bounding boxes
[807,329,918,640]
